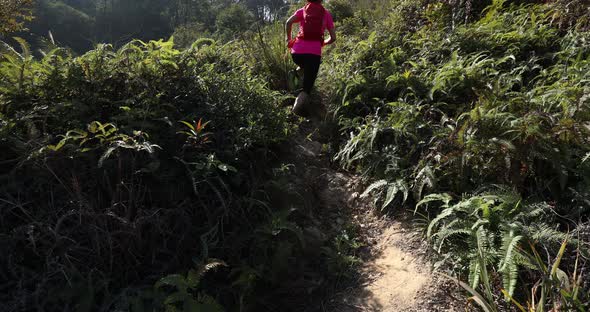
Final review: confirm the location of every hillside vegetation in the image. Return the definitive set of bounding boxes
[322,0,590,310]
[1,0,589,311]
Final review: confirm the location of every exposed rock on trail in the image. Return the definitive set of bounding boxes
[285,120,463,312]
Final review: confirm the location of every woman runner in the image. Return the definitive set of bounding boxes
[285,0,336,116]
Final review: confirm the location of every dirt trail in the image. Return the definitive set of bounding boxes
[287,120,464,311]
[349,226,432,311]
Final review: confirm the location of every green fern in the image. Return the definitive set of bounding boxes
[154,259,227,312]
[420,189,571,298]
[498,230,523,297]
[361,178,409,211]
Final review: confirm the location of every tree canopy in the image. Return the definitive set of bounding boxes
[0,0,34,35]
[7,0,295,52]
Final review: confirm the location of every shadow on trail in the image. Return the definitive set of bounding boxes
[270,117,385,312]
[271,115,464,312]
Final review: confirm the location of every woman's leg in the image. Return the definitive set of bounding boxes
[291,53,322,94]
[291,53,305,69]
[302,54,321,94]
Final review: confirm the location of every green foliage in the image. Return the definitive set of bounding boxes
[2,0,590,310]
[150,260,226,312]
[418,189,568,297]
[172,23,212,49]
[0,27,367,310]
[177,118,213,148]
[550,0,590,31]
[228,22,297,91]
[325,0,355,21]
[321,228,363,276]
[324,0,590,309]
[215,4,255,41]
[360,178,409,210]
[12,0,290,53]
[0,36,303,310]
[39,121,161,168]
[328,0,590,209]
[449,237,588,312]
[0,0,34,35]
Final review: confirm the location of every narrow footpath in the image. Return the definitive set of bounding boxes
[284,120,465,311]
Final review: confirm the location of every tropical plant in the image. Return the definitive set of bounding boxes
[177,118,212,148]
[447,237,588,312]
[151,260,227,312]
[417,190,569,297]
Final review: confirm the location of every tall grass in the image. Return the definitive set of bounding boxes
[228,22,298,92]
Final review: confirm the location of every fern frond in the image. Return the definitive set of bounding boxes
[13,37,31,59]
[360,179,387,197]
[427,205,457,238]
[415,192,452,213]
[498,231,523,297]
[469,258,482,288]
[382,179,410,210]
[414,165,436,199]
[188,259,228,288]
[433,226,472,252]
[525,223,570,245]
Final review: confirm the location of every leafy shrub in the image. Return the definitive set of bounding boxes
[0,0,34,35]
[215,4,256,41]
[326,0,355,21]
[417,190,567,296]
[172,22,211,49]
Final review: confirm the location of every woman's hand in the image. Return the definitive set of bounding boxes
[324,27,337,46]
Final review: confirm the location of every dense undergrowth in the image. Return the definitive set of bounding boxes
[0,36,358,311]
[322,0,590,310]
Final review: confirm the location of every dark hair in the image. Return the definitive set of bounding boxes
[307,0,322,2]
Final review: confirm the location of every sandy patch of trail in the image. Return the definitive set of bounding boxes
[331,221,461,312]
[326,210,462,312]
[355,226,431,311]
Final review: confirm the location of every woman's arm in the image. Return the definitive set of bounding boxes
[324,27,337,45]
[285,14,298,42]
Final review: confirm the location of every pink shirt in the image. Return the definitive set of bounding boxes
[290,8,335,56]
